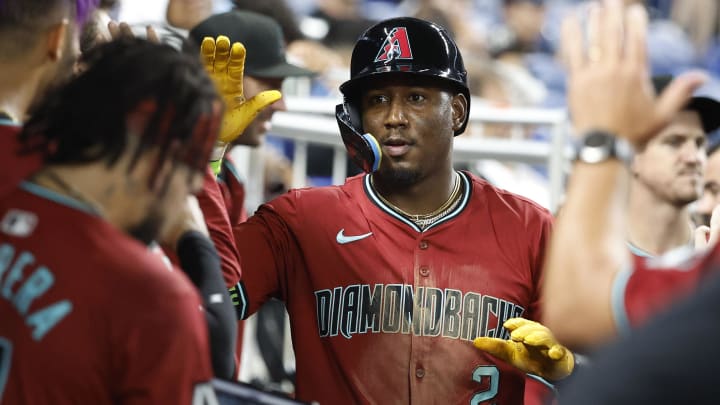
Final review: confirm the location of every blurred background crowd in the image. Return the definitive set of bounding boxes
[93,0,720,211]
[108,0,720,109]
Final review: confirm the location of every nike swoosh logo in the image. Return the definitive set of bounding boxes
[336,229,373,244]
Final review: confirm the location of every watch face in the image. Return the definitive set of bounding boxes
[577,131,614,164]
[575,131,633,165]
[586,132,610,147]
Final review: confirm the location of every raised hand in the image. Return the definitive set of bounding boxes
[563,0,706,148]
[200,36,282,145]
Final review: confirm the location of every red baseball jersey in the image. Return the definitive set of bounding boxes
[234,171,553,404]
[0,182,214,404]
[613,247,714,333]
[197,166,243,288]
[0,119,41,198]
[218,156,249,226]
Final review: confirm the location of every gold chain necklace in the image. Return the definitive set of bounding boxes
[372,172,462,222]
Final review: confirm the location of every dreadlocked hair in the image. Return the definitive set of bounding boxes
[20,37,221,178]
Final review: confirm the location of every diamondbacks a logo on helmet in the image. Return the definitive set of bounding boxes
[374,27,413,63]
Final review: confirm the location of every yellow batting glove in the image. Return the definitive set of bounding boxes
[200,36,282,145]
[473,317,574,381]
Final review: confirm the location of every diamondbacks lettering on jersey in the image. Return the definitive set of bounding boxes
[0,243,72,341]
[314,284,524,340]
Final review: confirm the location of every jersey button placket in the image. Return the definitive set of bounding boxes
[417,239,430,278]
[415,367,425,378]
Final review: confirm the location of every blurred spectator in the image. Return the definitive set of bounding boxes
[694,141,720,227]
[671,0,719,55]
[166,0,214,29]
[233,0,304,43]
[411,0,489,59]
[304,0,377,48]
[625,76,719,258]
[486,0,551,107]
[232,0,348,96]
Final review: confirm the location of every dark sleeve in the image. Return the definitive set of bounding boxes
[558,270,720,404]
[177,230,238,380]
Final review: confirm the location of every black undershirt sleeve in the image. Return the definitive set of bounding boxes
[177,231,238,379]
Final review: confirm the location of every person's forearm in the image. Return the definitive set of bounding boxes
[543,160,631,349]
[177,231,238,379]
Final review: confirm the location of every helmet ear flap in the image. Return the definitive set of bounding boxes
[345,95,364,134]
[335,103,382,173]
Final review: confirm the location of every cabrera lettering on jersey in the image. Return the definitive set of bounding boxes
[0,243,72,341]
[314,284,524,340]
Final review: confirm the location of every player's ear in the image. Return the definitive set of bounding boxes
[45,19,69,61]
[451,93,468,133]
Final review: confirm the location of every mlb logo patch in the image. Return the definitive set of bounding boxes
[1,209,38,237]
[375,27,413,63]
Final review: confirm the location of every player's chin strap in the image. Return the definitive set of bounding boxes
[335,103,382,173]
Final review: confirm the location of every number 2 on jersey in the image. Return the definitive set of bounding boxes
[0,337,12,401]
[470,365,498,404]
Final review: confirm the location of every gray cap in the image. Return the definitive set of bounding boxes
[189,10,315,78]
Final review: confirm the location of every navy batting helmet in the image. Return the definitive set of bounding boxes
[339,17,471,136]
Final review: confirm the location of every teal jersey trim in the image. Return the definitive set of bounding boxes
[19,181,100,216]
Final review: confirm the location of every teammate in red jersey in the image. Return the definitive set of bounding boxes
[233,17,572,404]
[541,0,720,350]
[0,38,223,404]
[191,27,285,335]
[190,11,316,385]
[0,0,95,196]
[189,10,315,229]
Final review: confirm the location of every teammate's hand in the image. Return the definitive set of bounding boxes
[562,0,706,148]
[695,205,720,251]
[159,195,210,250]
[473,318,574,381]
[201,36,282,145]
[108,21,160,43]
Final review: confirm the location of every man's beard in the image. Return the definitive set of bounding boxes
[128,210,164,245]
[374,165,421,190]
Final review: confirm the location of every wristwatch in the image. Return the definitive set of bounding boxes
[573,130,634,165]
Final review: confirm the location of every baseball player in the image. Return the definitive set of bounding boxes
[0,38,222,403]
[189,10,315,226]
[0,0,91,197]
[542,0,720,350]
[192,27,283,323]
[233,17,572,404]
[189,10,316,388]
